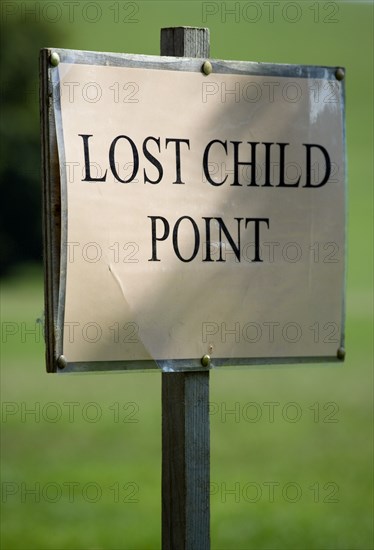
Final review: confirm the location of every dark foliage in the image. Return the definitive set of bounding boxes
[0,17,63,275]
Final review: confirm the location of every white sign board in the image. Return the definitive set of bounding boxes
[42,48,346,372]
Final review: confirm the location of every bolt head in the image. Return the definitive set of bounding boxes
[337,347,345,360]
[201,354,211,367]
[202,61,212,76]
[335,68,345,81]
[50,52,60,67]
[57,355,67,369]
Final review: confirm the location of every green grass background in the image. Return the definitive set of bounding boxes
[1,1,373,549]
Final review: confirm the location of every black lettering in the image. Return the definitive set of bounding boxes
[148,216,169,261]
[143,136,163,184]
[109,135,139,183]
[203,140,228,186]
[173,216,200,262]
[277,143,300,187]
[263,142,274,187]
[202,217,214,261]
[165,138,190,184]
[217,217,243,262]
[79,134,107,182]
[303,144,331,187]
[232,141,259,186]
[245,218,270,262]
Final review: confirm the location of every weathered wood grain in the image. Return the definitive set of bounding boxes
[161,27,211,550]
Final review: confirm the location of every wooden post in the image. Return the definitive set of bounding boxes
[161,27,211,550]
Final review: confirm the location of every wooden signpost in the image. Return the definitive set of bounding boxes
[161,28,210,550]
[40,26,346,549]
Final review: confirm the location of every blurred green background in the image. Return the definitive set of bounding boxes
[1,1,373,549]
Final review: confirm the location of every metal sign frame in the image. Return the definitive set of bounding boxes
[40,47,346,374]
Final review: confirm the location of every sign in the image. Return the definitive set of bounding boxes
[41,48,346,372]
